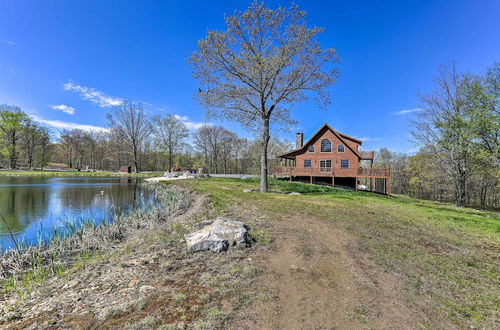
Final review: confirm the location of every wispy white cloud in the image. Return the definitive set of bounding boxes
[63,81,123,108]
[51,104,75,115]
[392,108,423,115]
[174,114,189,121]
[355,136,381,142]
[0,40,15,45]
[31,114,108,132]
[174,114,208,130]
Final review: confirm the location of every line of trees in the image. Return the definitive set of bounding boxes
[0,101,293,175]
[375,146,499,208]
[376,62,499,208]
[0,105,52,170]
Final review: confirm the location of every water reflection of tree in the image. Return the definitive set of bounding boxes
[56,183,139,212]
[0,178,50,232]
[0,177,146,235]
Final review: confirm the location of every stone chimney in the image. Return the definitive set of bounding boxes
[296,132,304,149]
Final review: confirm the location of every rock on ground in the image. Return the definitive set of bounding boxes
[184,217,250,253]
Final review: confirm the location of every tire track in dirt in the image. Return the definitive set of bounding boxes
[239,212,443,329]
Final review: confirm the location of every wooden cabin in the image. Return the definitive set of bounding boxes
[273,123,391,194]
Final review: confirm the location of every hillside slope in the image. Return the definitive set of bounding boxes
[1,178,498,329]
[178,178,499,329]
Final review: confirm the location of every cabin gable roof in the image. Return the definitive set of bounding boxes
[279,123,362,159]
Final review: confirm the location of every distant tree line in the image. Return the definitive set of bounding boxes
[1,59,496,208]
[376,62,499,208]
[0,105,52,170]
[0,101,292,175]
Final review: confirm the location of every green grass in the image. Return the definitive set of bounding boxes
[0,170,162,177]
[175,177,500,328]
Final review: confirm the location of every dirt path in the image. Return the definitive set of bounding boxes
[234,210,438,329]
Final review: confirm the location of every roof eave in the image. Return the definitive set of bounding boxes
[277,123,363,159]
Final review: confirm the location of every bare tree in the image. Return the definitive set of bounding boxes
[36,127,51,170]
[194,125,220,173]
[374,148,410,194]
[232,137,249,174]
[193,125,237,174]
[59,129,86,170]
[189,1,339,192]
[84,130,101,170]
[193,125,211,171]
[152,114,189,170]
[219,129,238,174]
[107,101,152,173]
[21,119,40,170]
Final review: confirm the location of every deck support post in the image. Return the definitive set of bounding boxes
[310,176,313,184]
[387,177,391,195]
[332,176,334,187]
[371,177,374,192]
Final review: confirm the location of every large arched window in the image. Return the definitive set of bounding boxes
[320,139,332,152]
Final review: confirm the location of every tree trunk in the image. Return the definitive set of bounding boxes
[41,149,45,171]
[455,176,467,207]
[169,149,173,170]
[480,186,486,206]
[133,148,139,173]
[260,117,271,193]
[10,133,17,169]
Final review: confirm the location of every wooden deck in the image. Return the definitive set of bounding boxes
[272,166,390,178]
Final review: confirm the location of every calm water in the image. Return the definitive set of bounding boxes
[0,176,153,251]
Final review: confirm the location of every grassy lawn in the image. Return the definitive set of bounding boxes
[175,177,499,328]
[0,170,162,177]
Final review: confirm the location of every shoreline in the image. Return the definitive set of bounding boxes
[0,170,162,177]
[143,176,193,182]
[0,182,192,281]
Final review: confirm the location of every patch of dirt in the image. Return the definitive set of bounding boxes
[228,205,452,329]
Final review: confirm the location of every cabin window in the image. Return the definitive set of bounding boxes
[320,139,332,152]
[319,160,332,173]
[320,160,332,168]
[304,159,312,168]
[338,145,345,152]
[308,145,314,152]
[340,160,349,168]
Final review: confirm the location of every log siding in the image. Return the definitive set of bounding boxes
[273,123,391,194]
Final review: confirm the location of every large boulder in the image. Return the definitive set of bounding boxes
[184,217,250,253]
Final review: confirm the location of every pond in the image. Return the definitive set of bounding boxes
[0,176,153,252]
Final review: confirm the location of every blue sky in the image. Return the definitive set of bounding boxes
[0,0,498,153]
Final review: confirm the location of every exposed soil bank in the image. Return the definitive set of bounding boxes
[0,183,266,329]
